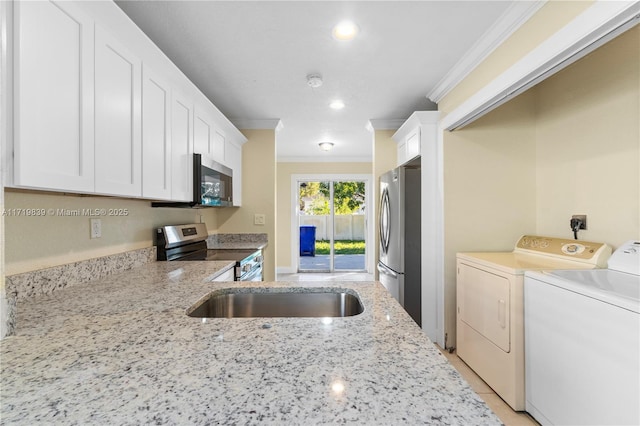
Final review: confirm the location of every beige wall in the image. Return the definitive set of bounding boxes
[216,129,276,281]
[535,26,639,246]
[372,130,398,278]
[440,25,639,347]
[443,91,538,347]
[3,189,213,275]
[275,161,372,272]
[3,128,280,282]
[439,1,593,116]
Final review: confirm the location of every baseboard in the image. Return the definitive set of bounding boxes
[276,267,296,275]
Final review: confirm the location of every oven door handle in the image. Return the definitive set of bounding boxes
[240,265,263,281]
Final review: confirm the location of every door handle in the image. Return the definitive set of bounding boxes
[377,262,397,278]
[498,299,506,328]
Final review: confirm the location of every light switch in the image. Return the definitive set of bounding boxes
[254,214,266,226]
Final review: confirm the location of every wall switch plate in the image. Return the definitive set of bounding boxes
[571,215,587,230]
[90,218,102,239]
[254,214,266,226]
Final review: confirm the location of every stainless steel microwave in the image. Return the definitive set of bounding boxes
[152,153,233,208]
[195,153,233,207]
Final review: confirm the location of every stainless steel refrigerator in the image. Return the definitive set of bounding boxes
[377,166,421,326]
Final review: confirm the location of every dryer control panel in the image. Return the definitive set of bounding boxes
[515,235,611,267]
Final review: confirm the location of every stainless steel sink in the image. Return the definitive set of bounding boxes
[188,288,364,318]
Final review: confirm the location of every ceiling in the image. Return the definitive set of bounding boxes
[115,1,515,162]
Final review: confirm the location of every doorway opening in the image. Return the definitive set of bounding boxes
[294,176,371,274]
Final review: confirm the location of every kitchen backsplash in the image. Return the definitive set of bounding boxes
[206,233,268,248]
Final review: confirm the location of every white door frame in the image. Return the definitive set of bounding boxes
[291,174,373,274]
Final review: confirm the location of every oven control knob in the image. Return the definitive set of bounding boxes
[255,256,263,263]
[242,264,252,273]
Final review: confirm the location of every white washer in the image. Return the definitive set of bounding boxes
[456,235,611,411]
[525,240,640,426]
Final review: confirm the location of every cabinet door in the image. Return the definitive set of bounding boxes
[142,65,171,200]
[193,105,212,156]
[94,26,142,196]
[226,140,242,206]
[213,128,226,164]
[13,0,95,192]
[405,128,420,160]
[396,142,406,166]
[171,93,193,202]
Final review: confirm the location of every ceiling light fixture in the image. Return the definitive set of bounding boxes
[318,142,334,151]
[306,73,323,88]
[329,100,345,110]
[332,21,359,41]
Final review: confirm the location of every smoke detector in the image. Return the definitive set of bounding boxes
[307,74,323,88]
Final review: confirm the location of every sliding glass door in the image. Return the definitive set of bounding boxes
[297,180,366,273]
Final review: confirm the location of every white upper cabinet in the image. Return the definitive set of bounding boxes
[226,140,242,206]
[393,112,439,167]
[405,128,421,161]
[13,0,95,192]
[142,65,172,200]
[94,25,142,196]
[193,103,213,157]
[171,92,193,202]
[9,1,245,203]
[194,96,227,165]
[213,128,226,165]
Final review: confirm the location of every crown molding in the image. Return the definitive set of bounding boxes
[230,118,283,130]
[368,119,406,131]
[427,1,546,104]
[392,111,440,143]
[442,0,640,131]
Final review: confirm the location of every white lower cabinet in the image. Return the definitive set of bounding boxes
[171,92,194,202]
[142,65,172,200]
[13,0,95,192]
[212,267,235,282]
[94,25,142,196]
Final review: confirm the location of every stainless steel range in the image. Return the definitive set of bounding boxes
[156,223,263,281]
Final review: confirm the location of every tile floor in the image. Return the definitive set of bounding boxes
[277,272,539,425]
[276,272,374,281]
[438,347,539,426]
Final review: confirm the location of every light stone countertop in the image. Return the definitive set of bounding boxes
[0,261,500,425]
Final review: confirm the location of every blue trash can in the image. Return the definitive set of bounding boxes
[299,225,316,256]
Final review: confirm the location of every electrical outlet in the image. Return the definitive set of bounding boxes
[90,218,102,239]
[254,214,266,226]
[571,215,587,230]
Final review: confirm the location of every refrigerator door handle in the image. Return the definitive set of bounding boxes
[377,262,398,278]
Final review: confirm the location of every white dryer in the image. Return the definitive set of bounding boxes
[524,240,640,425]
[456,235,611,411]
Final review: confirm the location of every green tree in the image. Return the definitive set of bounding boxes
[322,182,365,214]
[300,181,364,215]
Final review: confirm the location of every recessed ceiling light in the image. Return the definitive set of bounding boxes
[318,142,334,151]
[332,21,359,41]
[329,100,345,110]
